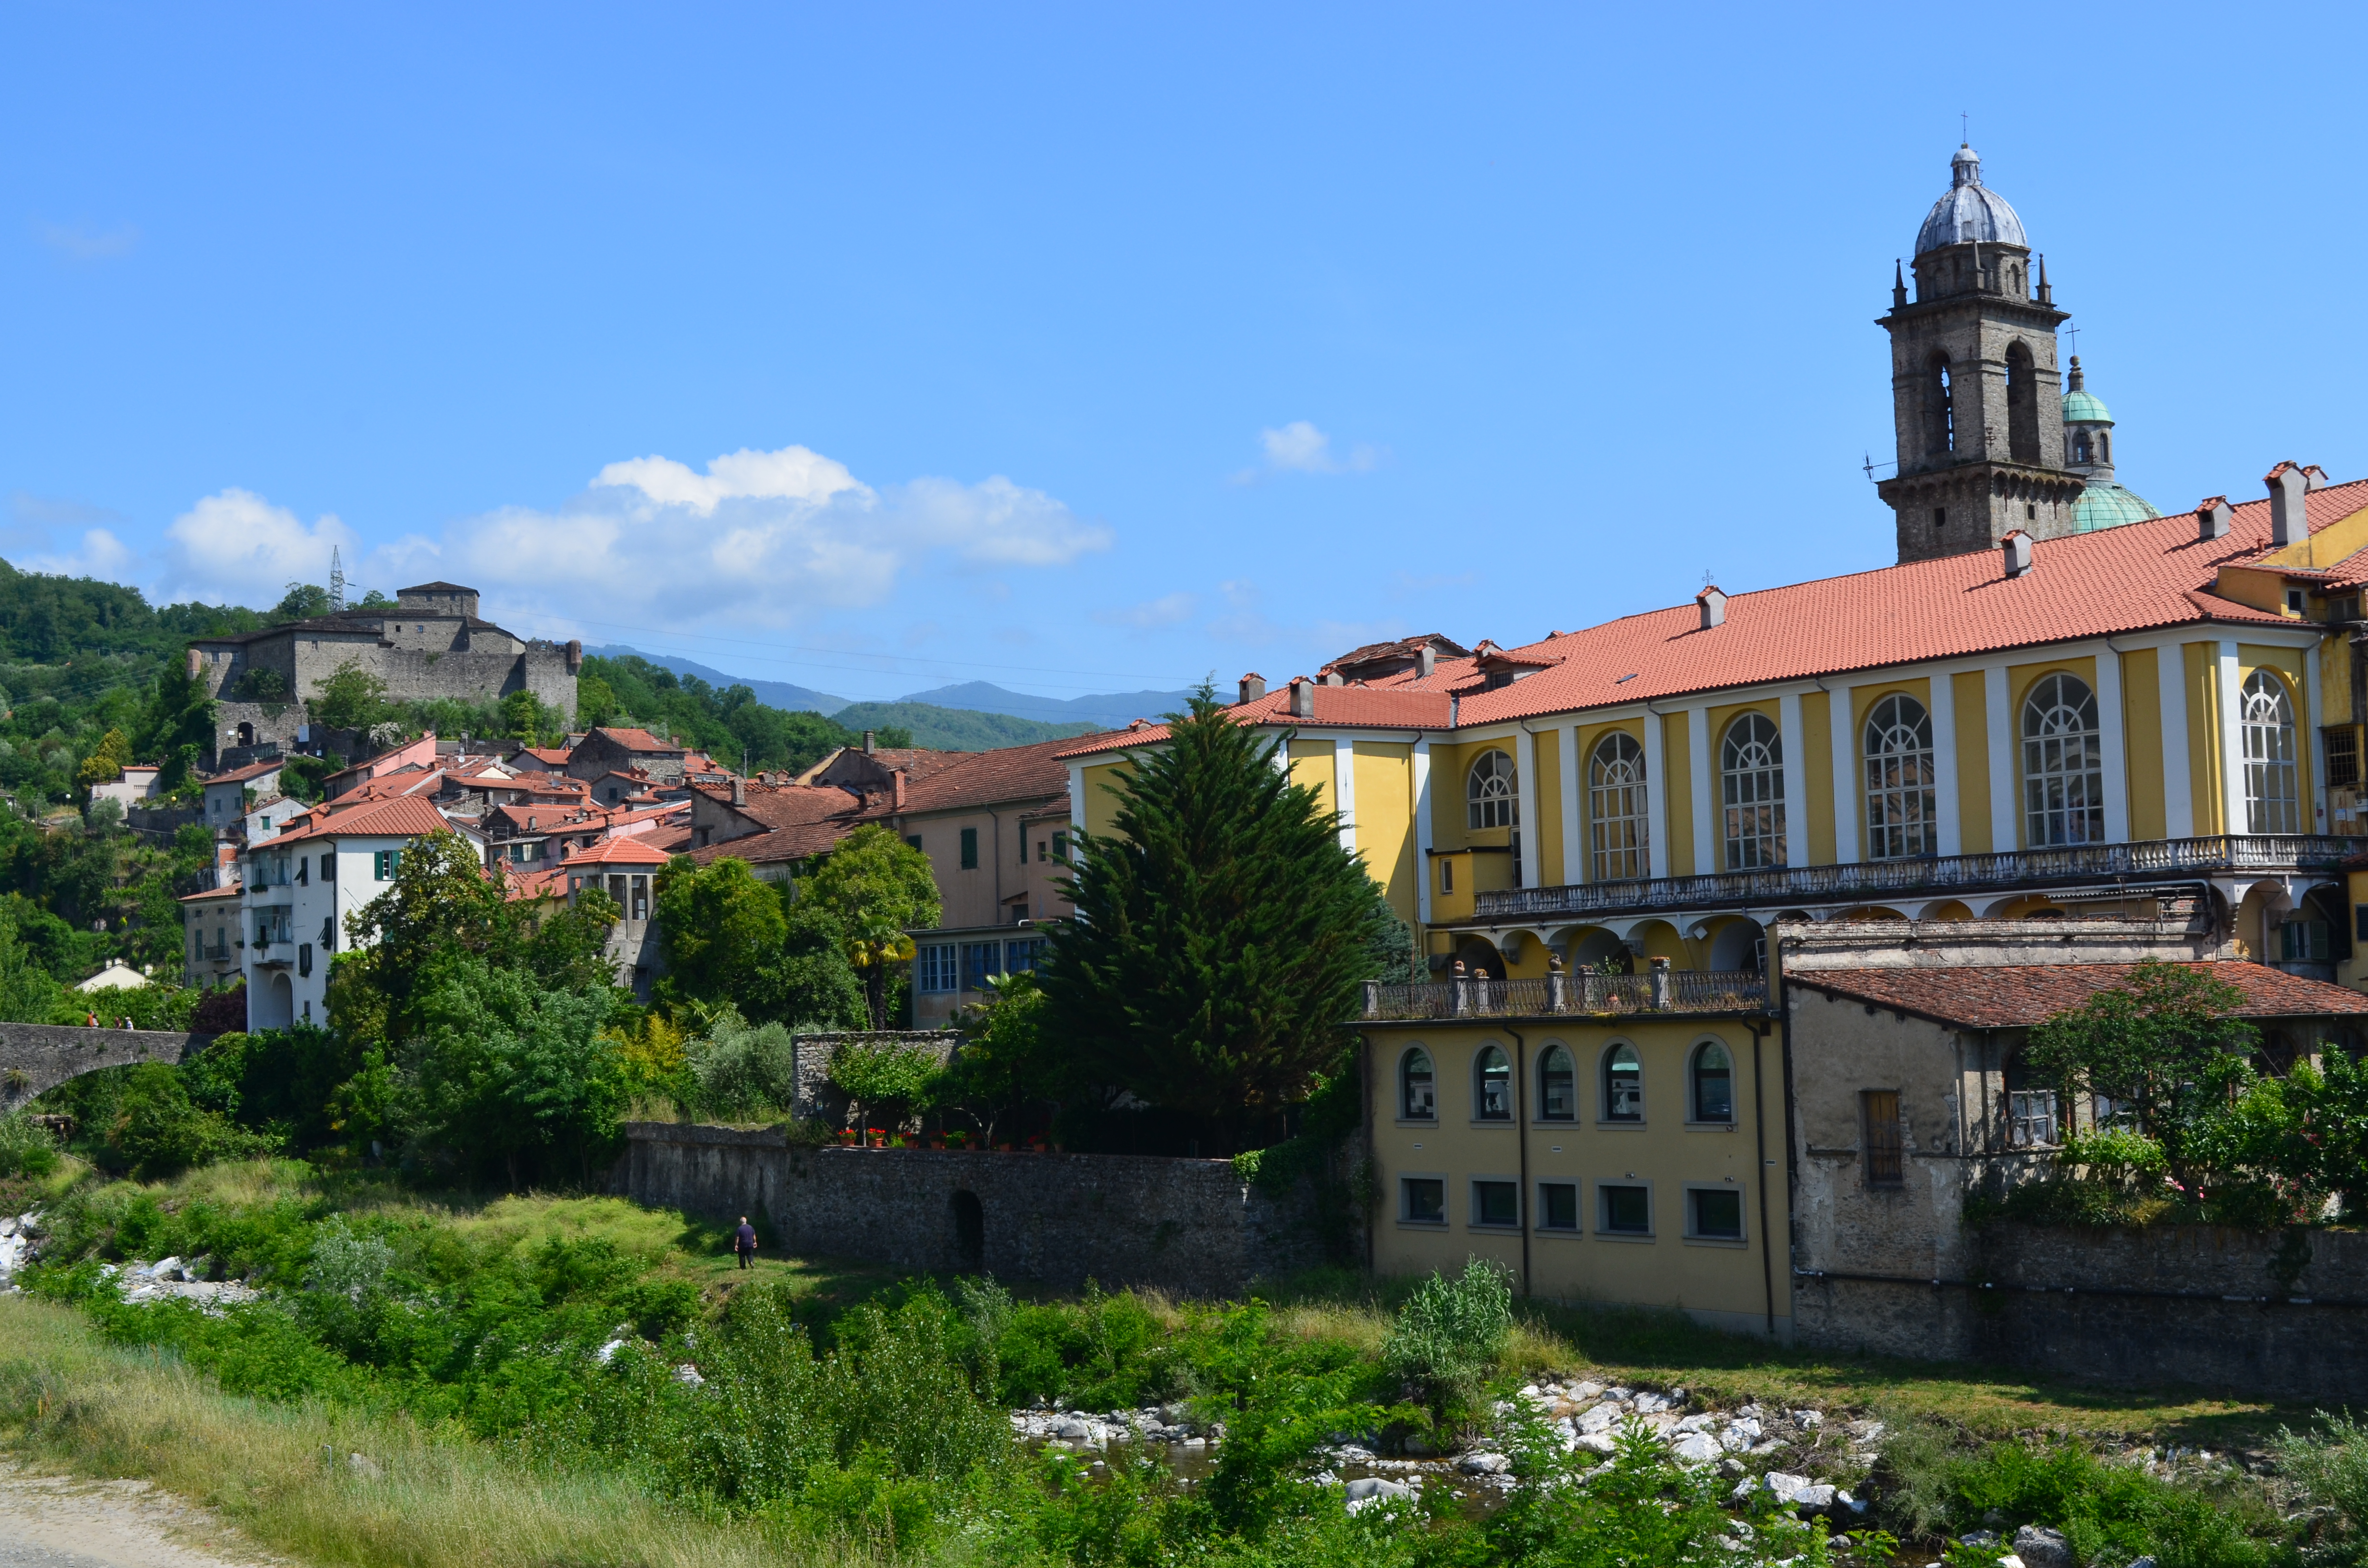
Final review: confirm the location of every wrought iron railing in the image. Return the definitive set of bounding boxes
[1361,970,1768,1021]
[1472,834,2352,922]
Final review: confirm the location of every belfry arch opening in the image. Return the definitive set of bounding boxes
[1927,354,1956,458]
[2005,341,2039,463]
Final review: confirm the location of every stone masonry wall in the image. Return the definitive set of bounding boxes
[1,1026,204,1109]
[616,1123,1329,1297]
[786,1031,962,1125]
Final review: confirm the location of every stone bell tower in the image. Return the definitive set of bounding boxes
[1876,145,2084,564]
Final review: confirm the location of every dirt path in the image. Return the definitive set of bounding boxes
[0,1461,285,1568]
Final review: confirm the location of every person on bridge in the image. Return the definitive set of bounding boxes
[733,1216,757,1270]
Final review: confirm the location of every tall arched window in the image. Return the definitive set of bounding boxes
[1602,1043,1642,1122]
[1399,1048,1435,1120]
[1690,1041,1734,1123]
[1467,749,1517,830]
[1537,1045,1575,1121]
[2005,342,2039,464]
[1590,733,1649,881]
[1864,693,1937,860]
[1927,353,1956,457]
[1474,1045,1512,1121]
[2023,673,2104,846]
[2242,671,2301,834]
[2072,431,2093,464]
[1720,713,1786,869]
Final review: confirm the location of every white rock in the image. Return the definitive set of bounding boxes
[672,1363,705,1386]
[1456,1451,1512,1475]
[1344,1477,1416,1513]
[1794,1409,1824,1429]
[151,1256,185,1282]
[1573,1433,1618,1455]
[346,1452,382,1480]
[1567,1381,1604,1400]
[1673,1412,1719,1433]
[595,1337,629,1365]
[1669,1433,1721,1464]
[1720,1417,1764,1451]
[1577,1404,1619,1434]
[1631,1392,1669,1414]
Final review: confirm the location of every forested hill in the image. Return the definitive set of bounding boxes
[0,557,268,674]
[576,653,913,774]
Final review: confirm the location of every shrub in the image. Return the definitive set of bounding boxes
[687,1010,801,1120]
[1381,1258,1513,1425]
[2282,1411,2368,1566]
[0,1109,59,1177]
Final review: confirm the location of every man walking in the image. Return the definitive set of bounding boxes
[734,1215,758,1270]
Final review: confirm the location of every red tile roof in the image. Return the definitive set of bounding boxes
[205,758,285,785]
[560,836,672,867]
[266,795,453,848]
[1790,960,2368,1029]
[897,735,1079,814]
[586,727,684,753]
[1054,686,1450,759]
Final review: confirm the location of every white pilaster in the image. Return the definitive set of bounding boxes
[2158,643,2193,838]
[2095,647,2129,843]
[1778,692,1808,867]
[2308,640,2328,833]
[1412,740,1433,925]
[1333,737,1359,861]
[1066,761,1086,838]
[1642,713,1669,879]
[1930,672,1961,857]
[1688,706,1715,874]
[1826,684,1858,864]
[1984,665,2015,852]
[1558,725,1583,885]
[1514,728,1541,889]
[2219,641,2247,834]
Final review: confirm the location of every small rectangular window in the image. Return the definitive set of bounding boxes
[961,941,1001,991]
[1599,1184,1651,1235]
[916,945,958,993]
[1402,1177,1445,1225]
[2355,904,2368,943]
[297,943,312,978]
[905,834,923,851]
[1004,938,1042,974]
[1036,838,1047,862]
[959,827,978,870]
[1862,1090,1904,1186]
[2325,727,2361,788]
[1471,1179,1519,1228]
[1539,1182,1579,1232]
[321,853,334,882]
[1687,1187,1744,1240]
[2281,919,2331,962]
[2008,1090,2058,1148]
[1052,831,1068,862]
[1440,858,1454,894]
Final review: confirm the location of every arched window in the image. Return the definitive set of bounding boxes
[1467,749,1517,831]
[1474,1046,1512,1121]
[2022,673,2104,846]
[1537,1045,1576,1121]
[2241,671,2300,834]
[1400,1048,1435,1120]
[2005,342,2039,464]
[2098,431,2110,463]
[1690,1041,1734,1123]
[1589,732,1649,881]
[1863,693,1936,860]
[1602,1043,1642,1122]
[1927,353,1956,457]
[2072,431,2092,465]
[1720,713,1786,869]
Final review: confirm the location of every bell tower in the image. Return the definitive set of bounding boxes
[1876,146,2084,564]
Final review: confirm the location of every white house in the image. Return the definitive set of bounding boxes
[240,795,453,1030]
[87,765,162,813]
[204,758,284,830]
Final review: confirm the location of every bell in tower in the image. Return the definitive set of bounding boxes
[1876,145,2084,564]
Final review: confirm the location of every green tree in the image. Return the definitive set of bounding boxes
[941,971,1065,1145]
[1040,686,1382,1142]
[2025,959,2259,1189]
[0,900,64,1022]
[274,582,334,619]
[332,829,527,1043]
[575,671,620,731]
[499,689,552,744]
[404,956,624,1187]
[309,660,394,730]
[797,824,939,1029]
[653,856,788,1009]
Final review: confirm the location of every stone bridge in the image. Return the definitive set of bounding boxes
[0,1026,206,1110]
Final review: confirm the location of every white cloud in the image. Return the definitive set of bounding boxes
[34,219,140,260]
[1094,591,1197,629]
[161,490,363,604]
[594,444,867,515]
[21,527,135,581]
[1234,420,1381,482]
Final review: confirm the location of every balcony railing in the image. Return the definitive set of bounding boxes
[1361,970,1768,1021]
[1472,834,2354,923]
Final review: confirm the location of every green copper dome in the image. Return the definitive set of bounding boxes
[2061,388,2110,424]
[2072,480,2162,532]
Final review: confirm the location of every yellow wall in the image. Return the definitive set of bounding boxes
[2122,647,2165,840]
[2184,642,2221,834]
[1354,740,1417,924]
[1952,671,1991,854]
[1533,729,1565,885]
[1288,738,1333,812]
[1802,690,1835,864]
[1080,760,1132,838]
[1663,711,1694,876]
[1367,1018,1789,1333]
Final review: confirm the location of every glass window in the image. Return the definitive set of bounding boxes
[1599,1184,1651,1235]
[1004,938,1044,974]
[1403,1177,1445,1224]
[960,942,1001,991]
[1539,1182,1579,1232]
[1400,1049,1435,1119]
[1863,694,1936,860]
[2008,1090,2058,1148]
[959,827,980,869]
[2241,671,2300,834]
[1602,1043,1642,1121]
[916,944,959,993]
[905,834,923,851]
[1474,1046,1512,1120]
[1051,831,1069,862]
[1467,750,1518,830]
[1472,1180,1519,1228]
[1719,713,1786,868]
[1691,1041,1734,1122]
[1537,1045,1576,1121]
[2022,673,2105,846]
[1589,733,1649,880]
[1862,1090,1903,1186]
[1688,1188,1744,1240]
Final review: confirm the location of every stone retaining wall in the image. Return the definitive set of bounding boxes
[616,1122,1329,1296]
[1795,1222,2368,1403]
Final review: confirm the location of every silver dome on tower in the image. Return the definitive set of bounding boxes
[1914,144,2027,255]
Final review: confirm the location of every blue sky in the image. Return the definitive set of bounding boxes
[5,3,2366,705]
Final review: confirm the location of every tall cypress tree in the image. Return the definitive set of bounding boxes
[1042,685,1382,1144]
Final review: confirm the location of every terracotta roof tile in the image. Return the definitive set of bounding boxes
[897,735,1079,814]
[265,795,452,848]
[205,758,285,785]
[559,836,672,867]
[586,727,684,753]
[1790,960,2368,1029]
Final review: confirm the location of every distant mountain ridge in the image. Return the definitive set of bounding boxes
[593,647,1193,733]
[830,702,1097,751]
[583,647,849,714]
[894,680,1196,730]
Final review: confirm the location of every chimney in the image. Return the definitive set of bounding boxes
[1323,671,1344,686]
[862,730,876,755]
[1696,585,1727,629]
[1237,673,1266,704]
[2000,530,2034,578]
[1417,644,1435,678]
[2268,463,2309,547]
[2197,496,2232,540]
[2305,465,2332,490]
[893,768,907,810]
[731,776,745,807]
[1288,677,1314,719]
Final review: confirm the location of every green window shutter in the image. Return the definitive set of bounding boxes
[959,827,978,869]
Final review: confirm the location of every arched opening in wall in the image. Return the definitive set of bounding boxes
[1566,927,1630,972]
[2098,431,2110,463]
[2072,432,2092,465]
[236,722,255,748]
[257,972,295,1030]
[1452,935,1506,980]
[2005,342,2040,463]
[1927,353,1956,457]
[950,1189,984,1273]
[1707,918,1766,973]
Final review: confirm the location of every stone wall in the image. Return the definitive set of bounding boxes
[0,1026,204,1108]
[1796,1223,2368,1403]
[616,1123,1330,1296]
[785,1031,962,1124]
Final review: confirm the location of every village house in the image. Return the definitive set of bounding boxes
[202,758,283,832]
[237,794,454,1029]
[178,882,243,988]
[566,727,690,787]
